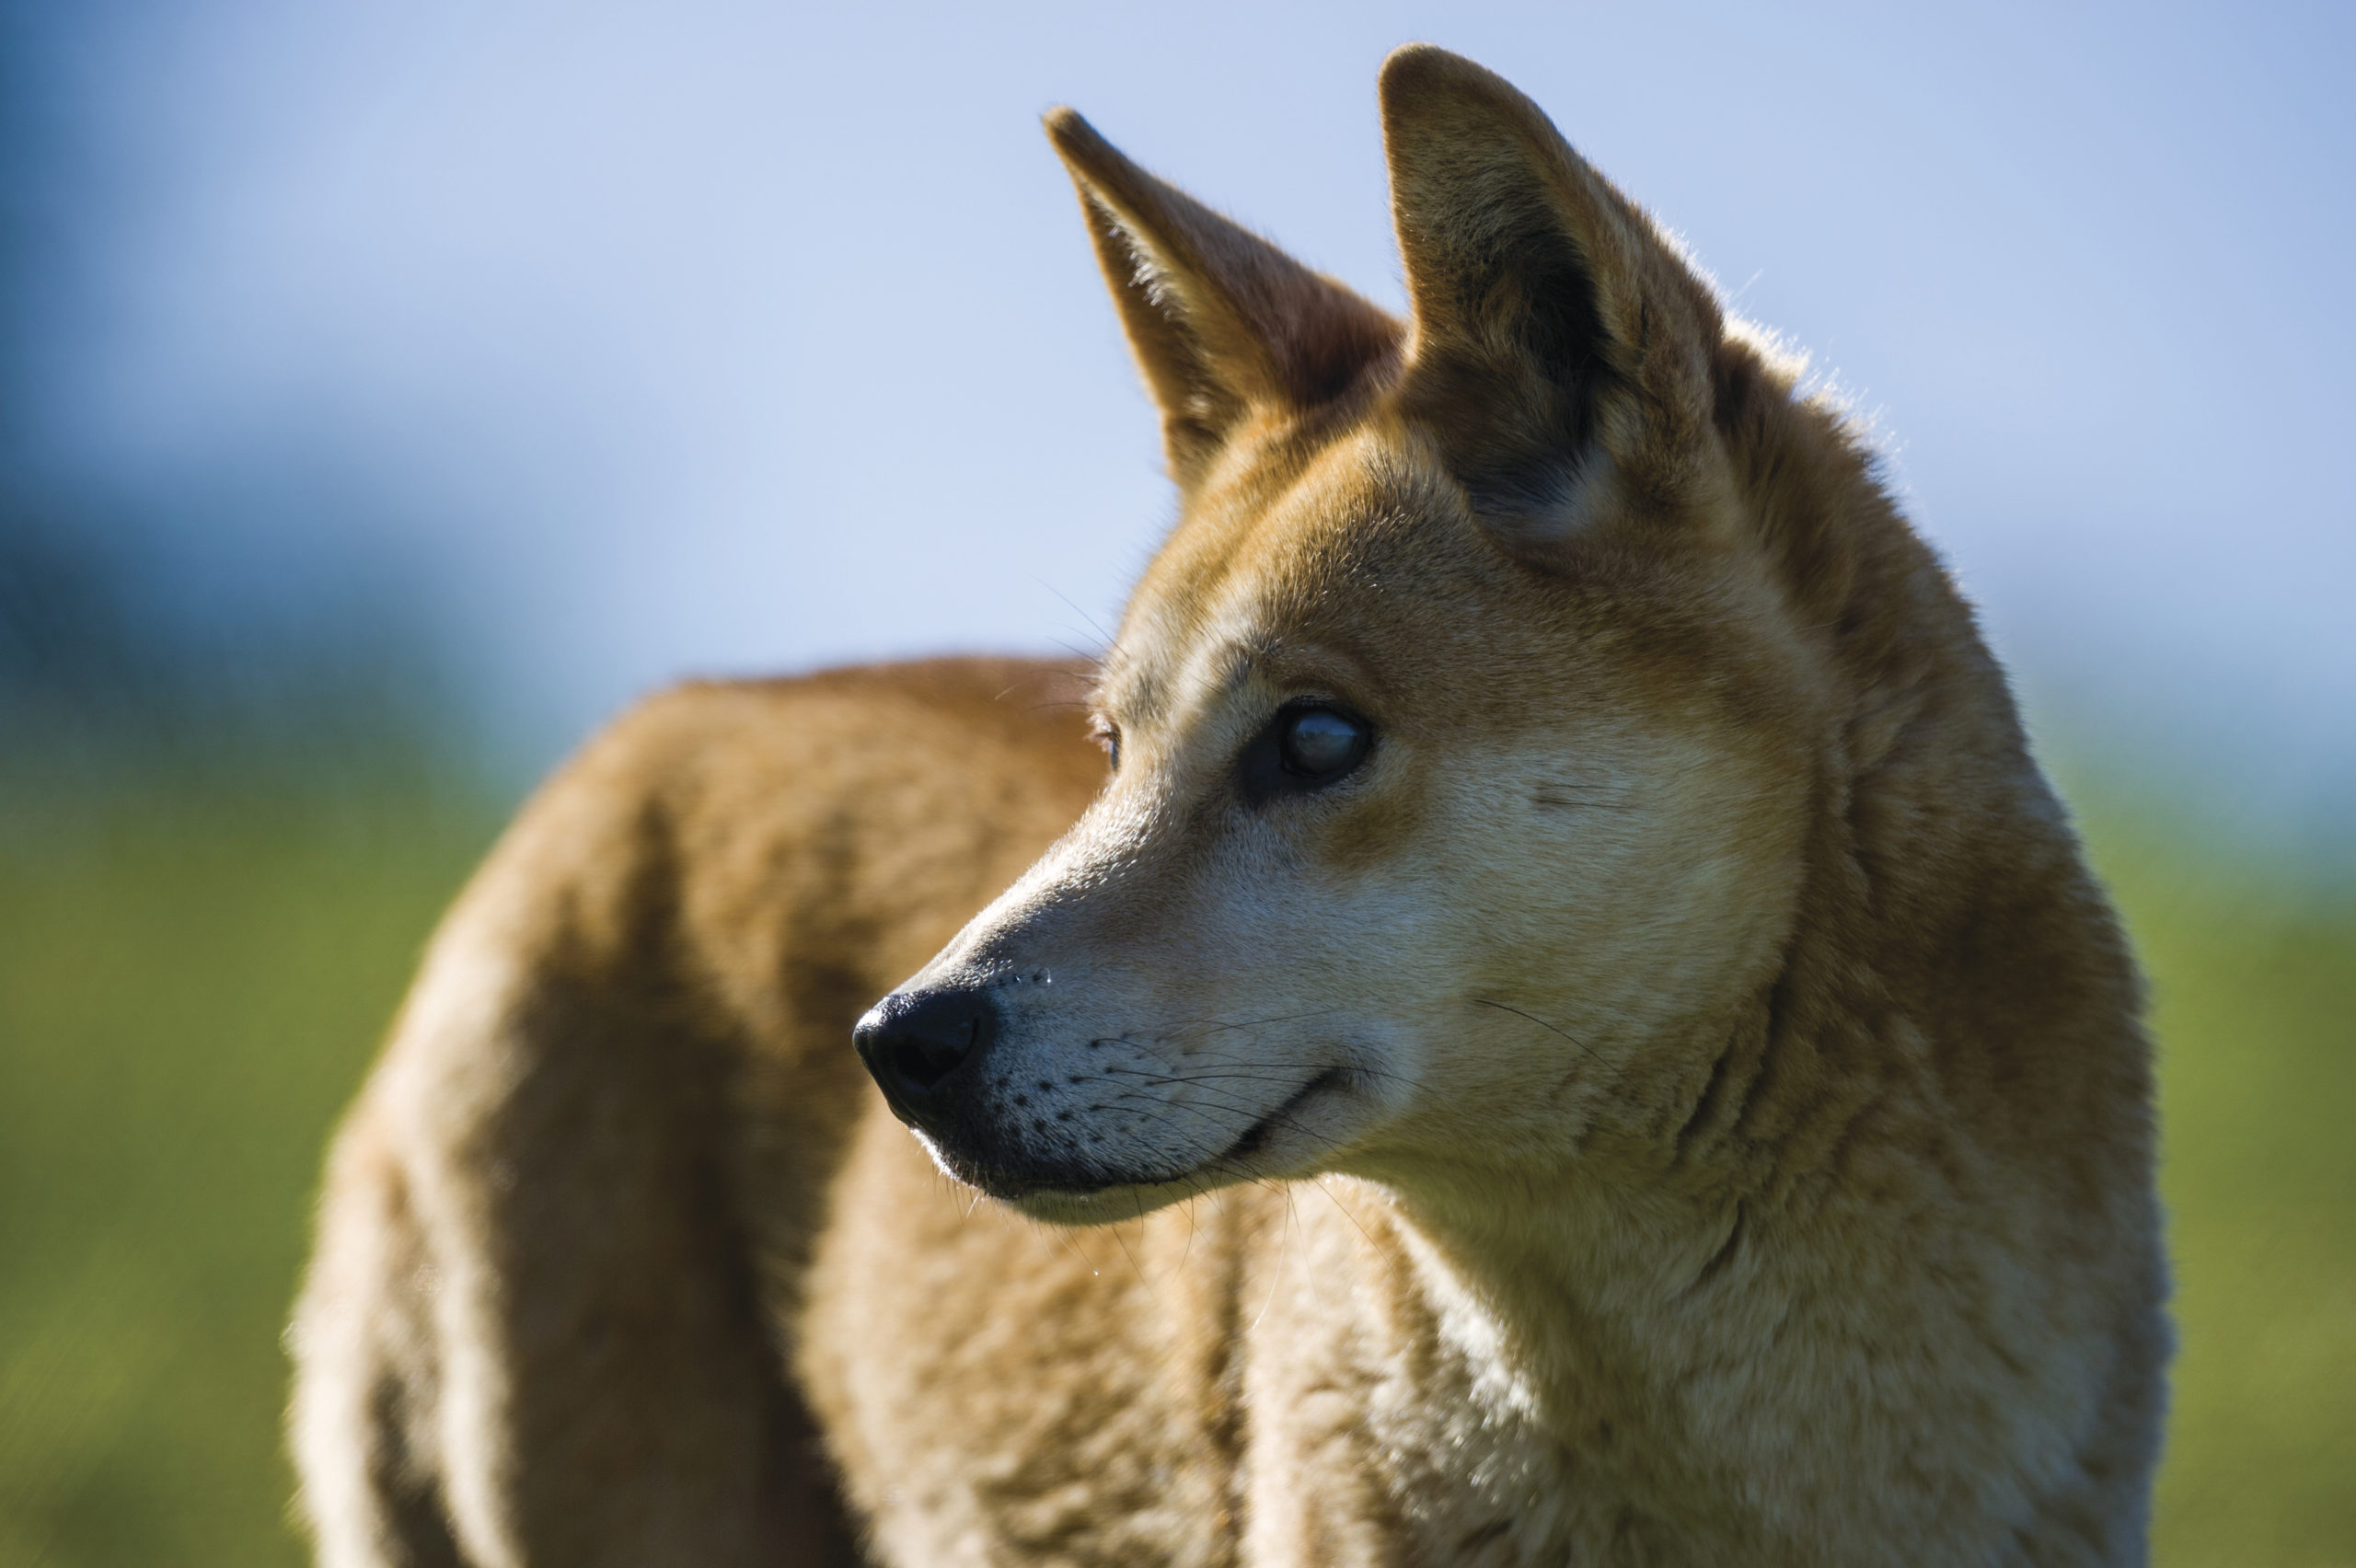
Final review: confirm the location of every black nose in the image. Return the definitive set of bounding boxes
[853,988,997,1110]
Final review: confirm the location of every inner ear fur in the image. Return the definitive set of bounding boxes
[1045,109,1403,492]
[1379,45,1724,541]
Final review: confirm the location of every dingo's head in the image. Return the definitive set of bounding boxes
[856,46,1891,1223]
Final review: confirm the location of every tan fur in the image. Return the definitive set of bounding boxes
[292,47,2167,1566]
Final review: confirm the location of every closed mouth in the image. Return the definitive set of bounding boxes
[973,1066,1348,1205]
[1216,1067,1344,1166]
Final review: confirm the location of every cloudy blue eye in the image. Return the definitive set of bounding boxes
[1281,708,1368,779]
[1241,703,1373,802]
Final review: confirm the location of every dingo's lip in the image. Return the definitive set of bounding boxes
[961,1066,1348,1210]
[1213,1066,1345,1166]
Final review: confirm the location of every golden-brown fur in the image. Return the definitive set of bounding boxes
[292,46,2166,1566]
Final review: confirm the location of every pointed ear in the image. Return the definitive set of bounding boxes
[1045,109,1402,492]
[1380,45,1722,547]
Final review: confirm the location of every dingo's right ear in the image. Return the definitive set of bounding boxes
[1045,110,1401,495]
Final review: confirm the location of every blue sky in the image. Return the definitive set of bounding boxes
[17,0,2353,824]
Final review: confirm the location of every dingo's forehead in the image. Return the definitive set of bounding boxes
[1103,427,1516,721]
[1100,430,1423,721]
[1098,421,1802,756]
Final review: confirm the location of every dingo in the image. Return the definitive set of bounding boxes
[291,45,2168,1567]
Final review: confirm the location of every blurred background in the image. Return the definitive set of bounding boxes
[0,0,2348,1562]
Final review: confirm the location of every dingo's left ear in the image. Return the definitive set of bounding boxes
[1380,46,1723,552]
[1046,109,1402,496]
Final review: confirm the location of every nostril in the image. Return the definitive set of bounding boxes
[854,987,997,1105]
[891,1025,969,1092]
[891,1039,933,1089]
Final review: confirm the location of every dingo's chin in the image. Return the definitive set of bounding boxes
[1002,1179,1210,1228]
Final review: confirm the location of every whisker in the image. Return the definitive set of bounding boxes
[1311,1174,1381,1254]
[1472,997,1601,1065]
[1047,1223,1098,1277]
[1110,1200,1151,1294]
[1079,1008,1355,1055]
[1033,577,1116,649]
[1250,1189,1297,1334]
[1100,1064,1415,1089]
[1090,1087,1353,1163]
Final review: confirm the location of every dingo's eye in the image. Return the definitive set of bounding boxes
[1242,704,1373,801]
[1091,719,1122,772]
[1283,709,1367,777]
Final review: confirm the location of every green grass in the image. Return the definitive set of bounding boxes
[0,760,2348,1565]
[2077,803,2356,1566]
[0,772,496,1566]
